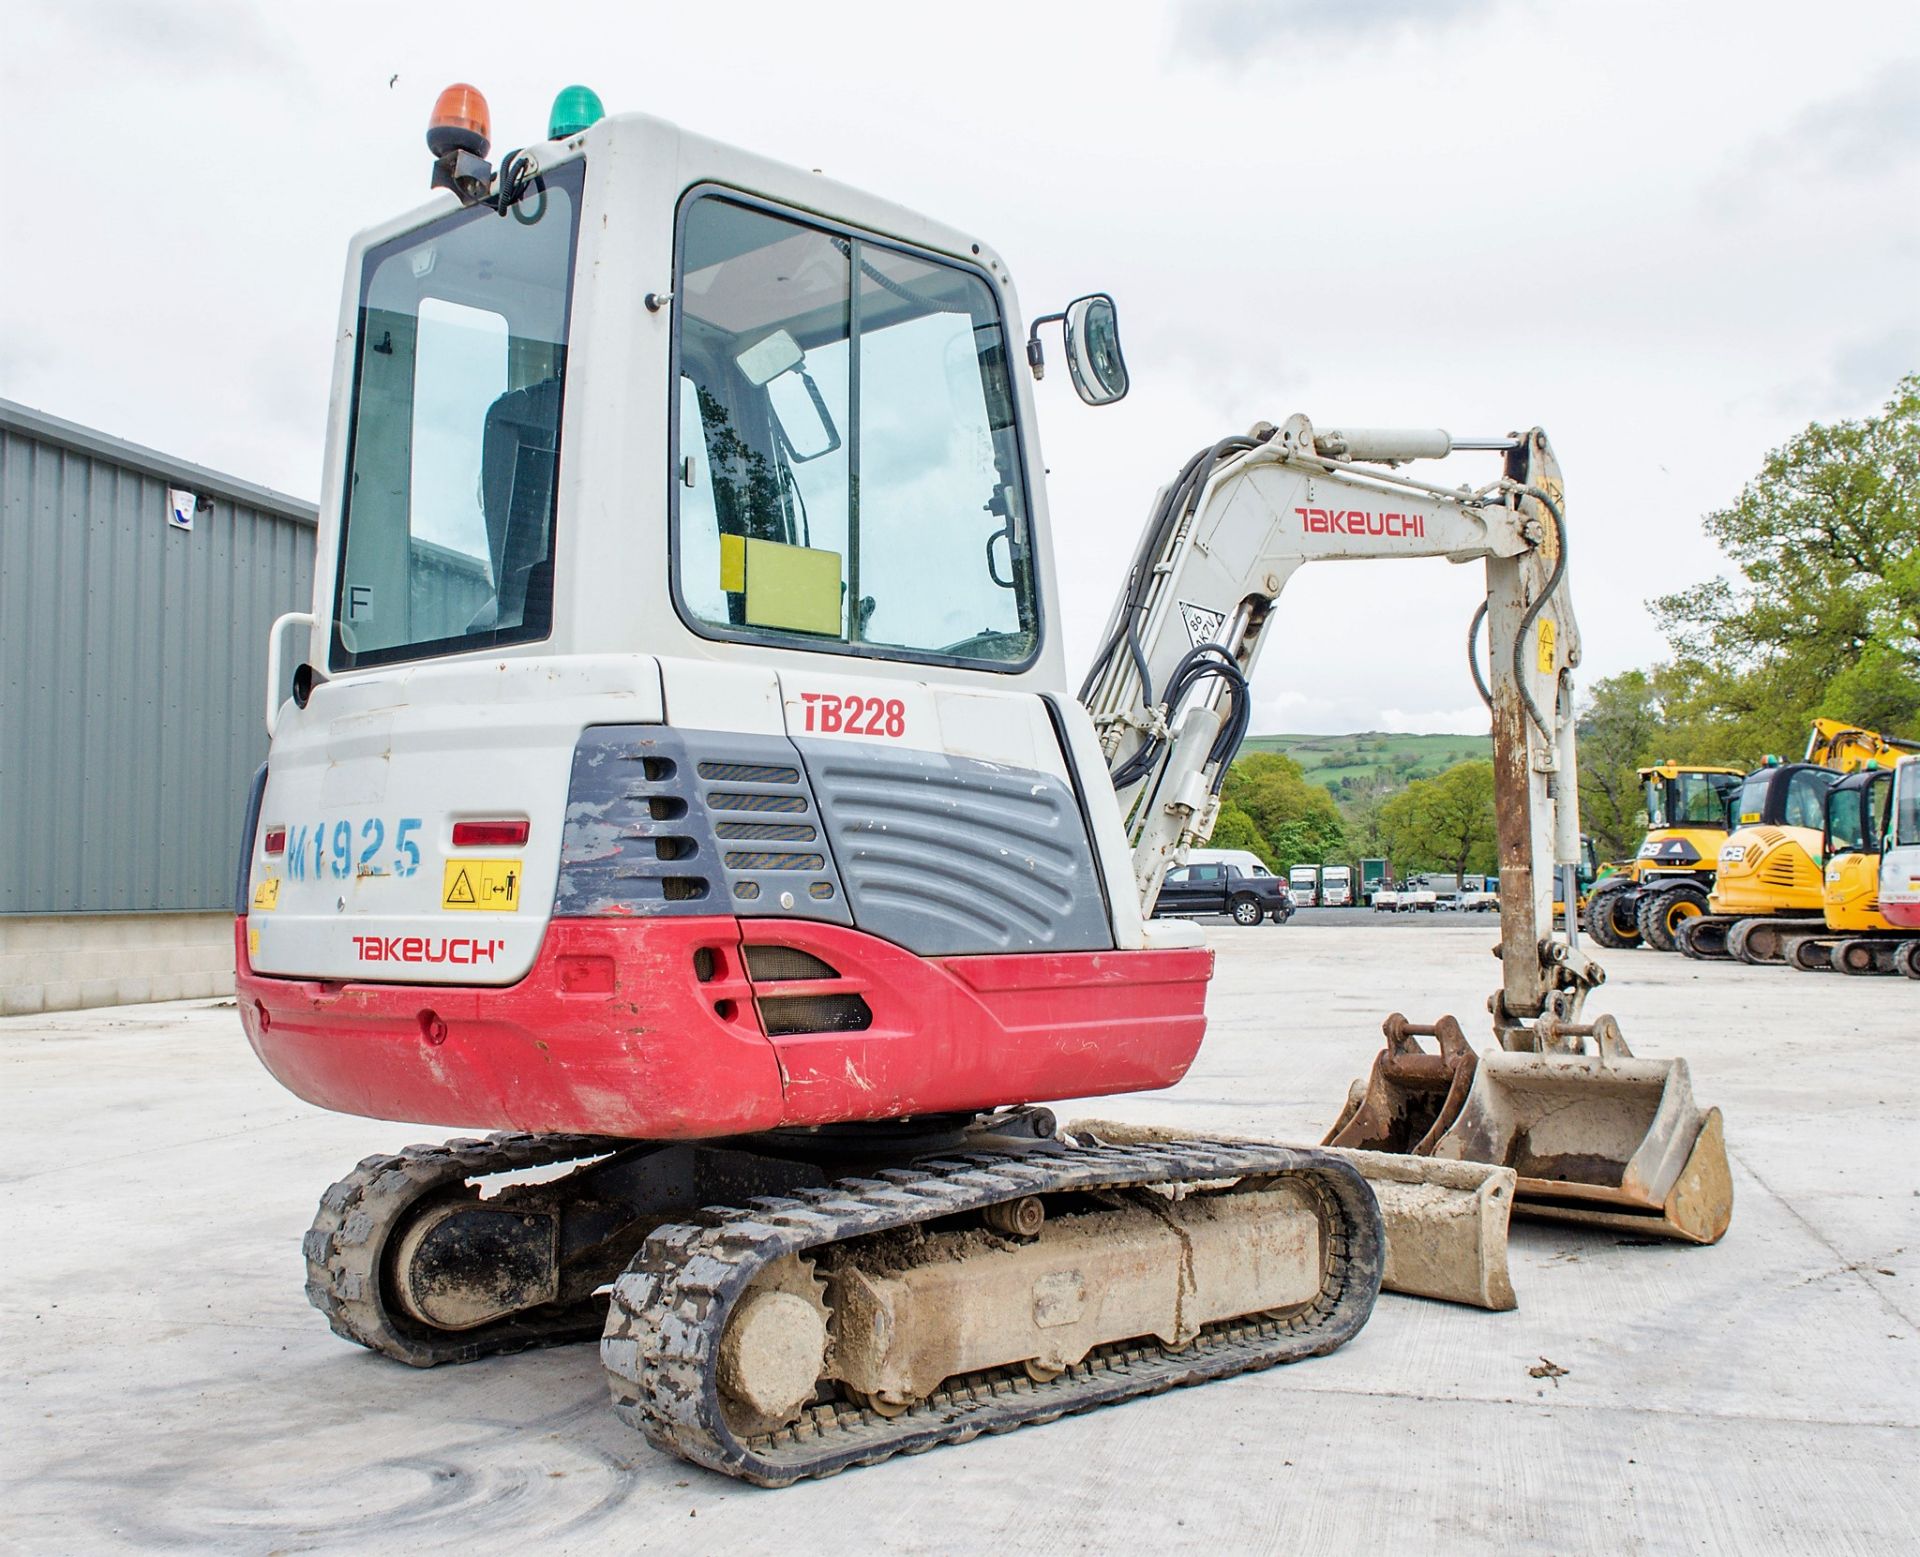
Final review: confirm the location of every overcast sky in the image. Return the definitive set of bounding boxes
[5,0,1915,734]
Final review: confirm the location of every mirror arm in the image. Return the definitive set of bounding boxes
[1025,312,1065,380]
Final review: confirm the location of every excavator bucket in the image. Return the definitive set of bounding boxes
[1427,1018,1733,1246]
[1323,1015,1478,1156]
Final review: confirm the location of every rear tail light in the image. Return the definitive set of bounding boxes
[452,820,530,848]
[263,827,287,855]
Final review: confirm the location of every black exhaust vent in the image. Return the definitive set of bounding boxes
[557,728,851,925]
[698,761,801,785]
[757,992,872,1036]
[742,945,838,981]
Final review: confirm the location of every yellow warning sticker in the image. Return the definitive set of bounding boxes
[247,926,260,958]
[1536,618,1557,674]
[251,877,280,911]
[442,858,523,912]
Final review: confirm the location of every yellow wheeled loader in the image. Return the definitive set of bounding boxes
[1582,763,1745,952]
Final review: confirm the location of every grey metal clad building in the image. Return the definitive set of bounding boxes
[1,397,316,1013]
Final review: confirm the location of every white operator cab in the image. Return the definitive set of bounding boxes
[254,112,1181,992]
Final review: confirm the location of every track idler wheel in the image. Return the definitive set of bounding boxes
[1787,936,1834,972]
[1585,884,1642,950]
[1638,885,1710,953]
[1730,919,1808,965]
[1897,941,1920,979]
[1833,938,1890,976]
[1677,915,1735,960]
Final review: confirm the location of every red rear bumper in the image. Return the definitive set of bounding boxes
[235,916,1211,1139]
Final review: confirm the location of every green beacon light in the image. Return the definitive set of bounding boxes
[549,85,605,139]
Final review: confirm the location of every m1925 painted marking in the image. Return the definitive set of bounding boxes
[798,692,907,737]
[284,817,424,881]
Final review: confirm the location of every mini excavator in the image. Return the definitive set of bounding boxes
[236,90,1731,1485]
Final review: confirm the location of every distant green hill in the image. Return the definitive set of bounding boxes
[1241,731,1491,794]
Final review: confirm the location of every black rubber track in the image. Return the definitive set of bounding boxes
[304,1132,629,1367]
[601,1137,1384,1486]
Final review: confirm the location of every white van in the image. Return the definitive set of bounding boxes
[1186,848,1280,881]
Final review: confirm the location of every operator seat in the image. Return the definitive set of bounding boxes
[468,376,561,633]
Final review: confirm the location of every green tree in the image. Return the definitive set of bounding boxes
[1576,671,1660,862]
[1222,751,1347,870]
[1206,799,1271,866]
[1337,772,1398,862]
[1379,760,1498,885]
[1651,374,1920,752]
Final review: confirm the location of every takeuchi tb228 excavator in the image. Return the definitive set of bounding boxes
[235,89,1732,1485]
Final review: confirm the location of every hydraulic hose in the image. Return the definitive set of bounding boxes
[1467,601,1491,712]
[1508,483,1568,743]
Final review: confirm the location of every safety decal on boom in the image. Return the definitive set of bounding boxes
[1178,601,1226,648]
[442,859,522,912]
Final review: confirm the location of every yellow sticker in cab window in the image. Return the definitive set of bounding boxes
[1536,619,1557,674]
[442,858,522,912]
[251,877,280,911]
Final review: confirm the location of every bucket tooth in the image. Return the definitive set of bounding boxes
[1323,1014,1477,1156]
[1429,1046,1733,1245]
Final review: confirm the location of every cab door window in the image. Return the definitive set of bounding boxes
[671,192,1036,669]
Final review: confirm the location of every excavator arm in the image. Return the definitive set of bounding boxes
[1078,414,1597,1045]
[1076,413,1731,1262]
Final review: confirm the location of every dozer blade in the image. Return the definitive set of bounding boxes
[1428,1033,1732,1245]
[1319,1148,1517,1311]
[1071,1115,1518,1311]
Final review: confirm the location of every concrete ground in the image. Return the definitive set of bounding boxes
[4,925,1914,1555]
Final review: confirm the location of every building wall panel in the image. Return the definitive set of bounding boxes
[1,401,317,913]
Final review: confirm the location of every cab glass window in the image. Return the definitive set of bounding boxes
[672,193,1036,668]
[332,161,583,669]
[1784,768,1834,830]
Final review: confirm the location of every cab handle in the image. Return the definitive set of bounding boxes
[265,612,316,736]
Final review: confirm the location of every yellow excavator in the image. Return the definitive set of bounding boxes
[1783,763,1920,974]
[1676,720,1920,963]
[1583,763,1745,951]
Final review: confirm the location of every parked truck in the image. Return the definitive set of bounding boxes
[1360,857,1388,905]
[1320,864,1354,906]
[1288,864,1321,906]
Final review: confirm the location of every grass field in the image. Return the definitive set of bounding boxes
[1240,731,1491,791]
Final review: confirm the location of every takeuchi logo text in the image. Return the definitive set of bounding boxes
[1296,506,1427,538]
[352,935,504,964]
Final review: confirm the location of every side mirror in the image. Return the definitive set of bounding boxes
[736,328,806,387]
[1025,292,1129,406]
[1063,293,1129,405]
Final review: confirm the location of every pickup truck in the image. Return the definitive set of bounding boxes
[1153,862,1294,926]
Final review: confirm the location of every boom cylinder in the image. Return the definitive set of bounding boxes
[1311,428,1452,463]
